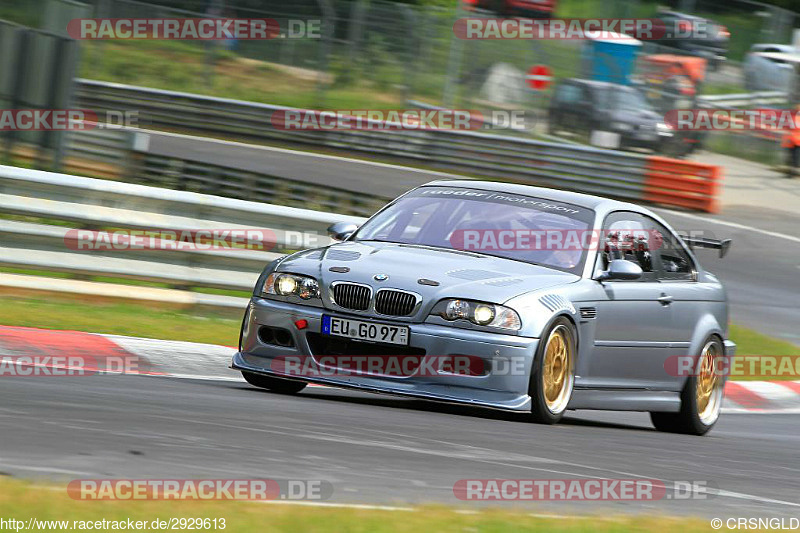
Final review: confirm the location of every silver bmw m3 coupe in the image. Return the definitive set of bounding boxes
[232,180,735,435]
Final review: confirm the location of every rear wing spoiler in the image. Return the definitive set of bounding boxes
[678,235,732,258]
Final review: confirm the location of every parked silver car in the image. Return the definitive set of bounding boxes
[232,181,735,435]
[743,44,798,92]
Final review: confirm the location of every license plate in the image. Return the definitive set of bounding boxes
[322,315,409,346]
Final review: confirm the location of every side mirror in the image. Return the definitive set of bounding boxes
[327,222,359,241]
[596,259,643,281]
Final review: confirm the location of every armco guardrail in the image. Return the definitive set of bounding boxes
[140,152,389,217]
[697,91,787,109]
[0,165,365,291]
[57,125,391,217]
[75,79,722,213]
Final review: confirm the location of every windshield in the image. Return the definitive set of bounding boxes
[353,186,595,274]
[611,87,654,113]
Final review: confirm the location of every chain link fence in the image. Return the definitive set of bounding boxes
[4,0,795,107]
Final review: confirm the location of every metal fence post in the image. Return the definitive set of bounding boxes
[314,0,336,107]
[398,4,419,105]
[4,29,32,164]
[442,3,464,108]
[347,0,368,70]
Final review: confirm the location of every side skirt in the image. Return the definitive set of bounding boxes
[569,388,681,412]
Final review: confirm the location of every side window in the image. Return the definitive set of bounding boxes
[556,84,581,104]
[660,15,675,33]
[643,216,696,281]
[599,212,655,280]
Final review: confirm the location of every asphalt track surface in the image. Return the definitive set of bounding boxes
[653,205,800,346]
[1,374,799,518]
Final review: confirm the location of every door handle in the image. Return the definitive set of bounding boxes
[658,293,674,306]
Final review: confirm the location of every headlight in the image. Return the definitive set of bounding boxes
[473,304,495,325]
[445,299,471,320]
[277,275,297,295]
[657,122,672,132]
[611,122,633,132]
[263,273,320,300]
[432,299,521,331]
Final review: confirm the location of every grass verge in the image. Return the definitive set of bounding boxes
[0,295,241,346]
[729,325,799,359]
[0,478,716,533]
[0,295,797,380]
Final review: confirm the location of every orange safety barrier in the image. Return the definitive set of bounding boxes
[643,156,721,213]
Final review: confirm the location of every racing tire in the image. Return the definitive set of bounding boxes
[529,317,576,424]
[650,336,725,435]
[242,372,307,394]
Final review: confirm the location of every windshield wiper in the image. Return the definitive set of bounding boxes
[354,240,561,270]
[396,243,489,258]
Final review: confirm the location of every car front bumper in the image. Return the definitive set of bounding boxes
[231,297,540,411]
[622,130,672,149]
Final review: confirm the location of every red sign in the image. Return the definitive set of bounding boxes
[527,65,552,90]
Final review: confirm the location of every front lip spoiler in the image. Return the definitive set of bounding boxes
[231,354,532,413]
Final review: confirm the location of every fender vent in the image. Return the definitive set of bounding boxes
[539,294,575,314]
[579,307,597,319]
[484,277,523,287]
[326,249,361,261]
[299,250,323,260]
[447,269,505,281]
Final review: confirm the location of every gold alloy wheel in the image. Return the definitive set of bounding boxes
[542,325,574,414]
[696,340,723,425]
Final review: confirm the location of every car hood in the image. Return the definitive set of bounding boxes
[278,241,579,318]
[611,108,662,125]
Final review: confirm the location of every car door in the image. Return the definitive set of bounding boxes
[585,211,677,389]
[657,14,676,48]
[759,47,782,86]
[762,48,794,92]
[550,82,586,134]
[549,82,569,132]
[644,215,703,390]
[575,84,595,135]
